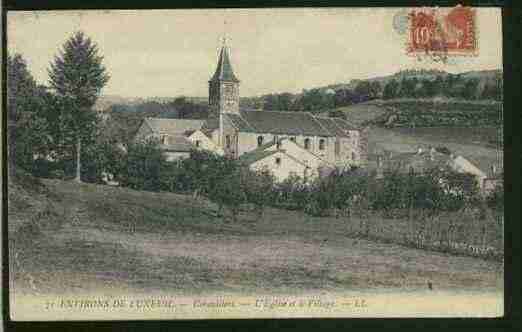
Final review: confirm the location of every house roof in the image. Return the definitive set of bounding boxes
[239,149,280,165]
[158,135,195,152]
[240,148,309,168]
[144,118,205,134]
[210,46,240,83]
[452,155,487,178]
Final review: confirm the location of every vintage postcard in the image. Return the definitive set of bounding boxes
[5,7,503,320]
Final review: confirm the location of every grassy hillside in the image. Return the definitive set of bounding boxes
[9,175,502,296]
[337,98,502,173]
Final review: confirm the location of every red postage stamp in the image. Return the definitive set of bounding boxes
[407,6,477,58]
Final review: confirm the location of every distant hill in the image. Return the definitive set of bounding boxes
[95,95,207,112]
[321,69,502,94]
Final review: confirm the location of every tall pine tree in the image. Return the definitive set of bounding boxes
[48,31,109,182]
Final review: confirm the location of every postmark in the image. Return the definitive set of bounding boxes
[406,6,477,61]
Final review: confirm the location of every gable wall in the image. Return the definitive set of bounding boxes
[250,151,312,183]
[135,122,155,142]
[265,139,326,171]
[188,131,224,156]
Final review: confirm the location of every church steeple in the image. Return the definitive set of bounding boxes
[210,45,240,83]
[208,40,240,116]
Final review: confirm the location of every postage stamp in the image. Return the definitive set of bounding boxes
[407,6,477,58]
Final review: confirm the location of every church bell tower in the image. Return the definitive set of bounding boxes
[208,42,240,115]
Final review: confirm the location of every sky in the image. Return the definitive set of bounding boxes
[7,8,502,98]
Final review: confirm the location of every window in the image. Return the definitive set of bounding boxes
[319,139,326,151]
[257,136,264,147]
[304,138,311,150]
[195,140,201,148]
[225,135,231,149]
[352,152,356,160]
[161,135,168,145]
[335,139,340,156]
[275,157,281,166]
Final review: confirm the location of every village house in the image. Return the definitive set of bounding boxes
[373,146,501,194]
[135,43,367,181]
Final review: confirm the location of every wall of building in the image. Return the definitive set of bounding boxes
[219,82,240,114]
[221,115,239,158]
[264,139,327,172]
[164,151,190,162]
[209,81,240,116]
[187,130,224,155]
[250,151,313,183]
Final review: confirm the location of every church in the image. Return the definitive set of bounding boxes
[135,43,368,182]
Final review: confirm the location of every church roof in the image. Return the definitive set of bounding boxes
[144,118,205,134]
[225,113,256,131]
[313,116,358,137]
[210,46,240,83]
[223,110,358,137]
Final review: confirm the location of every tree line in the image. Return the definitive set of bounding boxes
[241,71,502,114]
[8,31,109,182]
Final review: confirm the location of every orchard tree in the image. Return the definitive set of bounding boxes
[48,31,110,182]
[208,170,246,222]
[240,167,275,219]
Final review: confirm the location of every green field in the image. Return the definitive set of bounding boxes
[339,99,502,128]
[9,176,503,296]
[337,99,502,173]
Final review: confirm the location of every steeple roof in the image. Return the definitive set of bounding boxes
[210,46,240,83]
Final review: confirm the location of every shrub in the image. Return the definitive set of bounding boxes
[240,167,275,219]
[207,170,246,222]
[119,139,165,191]
[273,174,310,210]
[178,150,238,197]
